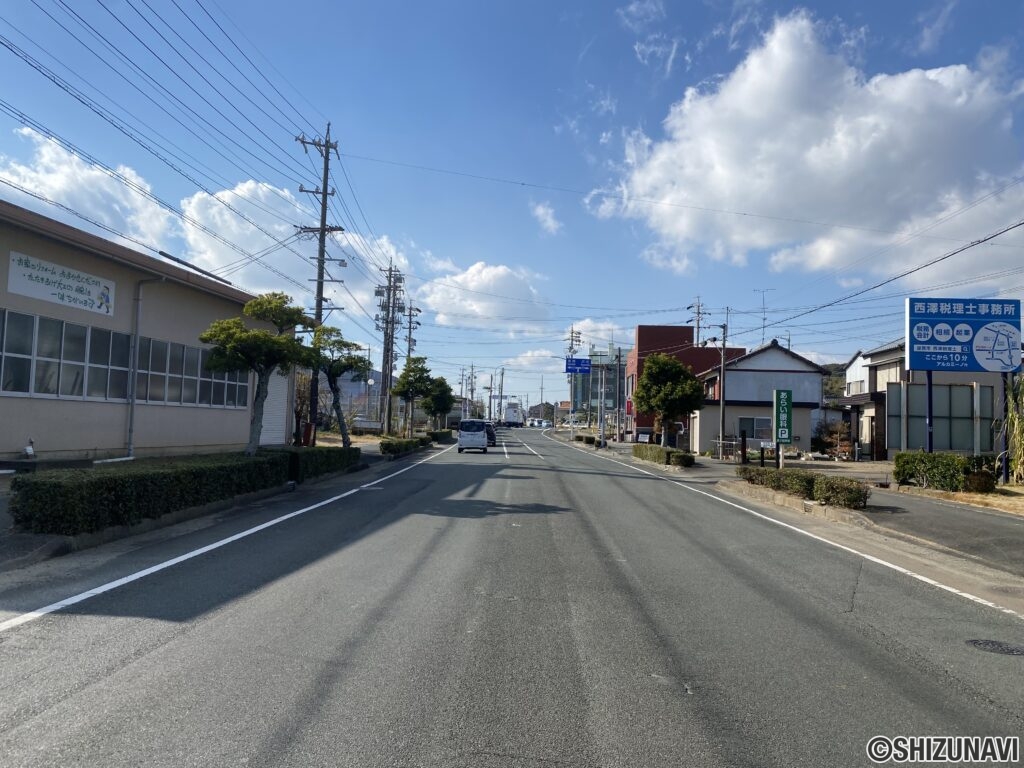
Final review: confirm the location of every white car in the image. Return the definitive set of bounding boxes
[457,419,488,453]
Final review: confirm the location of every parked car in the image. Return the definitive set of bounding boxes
[485,422,497,446]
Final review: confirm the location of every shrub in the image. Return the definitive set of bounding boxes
[380,438,427,456]
[894,452,970,491]
[265,446,361,483]
[776,468,817,498]
[633,444,674,464]
[574,435,586,442]
[812,475,871,509]
[584,435,596,445]
[964,470,996,493]
[427,429,453,443]
[670,452,695,467]
[736,466,774,486]
[9,453,290,535]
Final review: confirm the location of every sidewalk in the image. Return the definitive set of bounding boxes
[556,430,1024,579]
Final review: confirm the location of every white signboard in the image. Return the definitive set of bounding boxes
[8,252,116,315]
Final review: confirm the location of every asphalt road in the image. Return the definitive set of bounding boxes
[0,428,1022,767]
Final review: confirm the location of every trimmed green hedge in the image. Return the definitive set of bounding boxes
[633,444,674,464]
[427,429,453,443]
[10,453,291,535]
[379,437,430,455]
[812,475,871,509]
[669,452,696,467]
[892,451,995,491]
[735,466,871,509]
[583,435,596,445]
[265,446,361,483]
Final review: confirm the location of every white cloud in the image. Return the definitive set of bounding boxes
[572,318,634,350]
[599,131,613,145]
[421,250,458,274]
[504,349,566,374]
[592,90,618,116]
[416,261,551,330]
[0,129,177,251]
[617,0,665,33]
[916,0,957,55]
[180,181,317,295]
[599,11,1024,290]
[531,201,563,234]
[633,34,681,77]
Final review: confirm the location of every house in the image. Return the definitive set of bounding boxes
[689,339,826,456]
[838,339,1010,460]
[0,200,294,460]
[624,325,744,440]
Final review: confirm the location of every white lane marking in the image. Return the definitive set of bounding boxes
[0,445,456,635]
[540,433,1024,622]
[520,441,543,459]
[502,441,509,459]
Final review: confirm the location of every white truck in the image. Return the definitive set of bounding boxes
[502,403,524,428]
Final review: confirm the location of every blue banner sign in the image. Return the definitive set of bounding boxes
[565,357,592,374]
[905,297,1021,373]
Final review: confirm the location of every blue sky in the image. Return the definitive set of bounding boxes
[2,0,1023,408]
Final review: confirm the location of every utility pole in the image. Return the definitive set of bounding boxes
[375,263,404,434]
[754,288,775,345]
[296,123,343,445]
[566,326,581,441]
[459,367,466,419]
[687,297,708,345]
[468,364,476,416]
[615,347,622,442]
[403,302,421,436]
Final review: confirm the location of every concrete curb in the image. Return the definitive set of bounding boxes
[715,479,874,527]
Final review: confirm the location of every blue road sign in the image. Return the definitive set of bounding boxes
[565,357,592,374]
[905,297,1021,373]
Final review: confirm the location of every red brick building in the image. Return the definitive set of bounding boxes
[624,325,745,440]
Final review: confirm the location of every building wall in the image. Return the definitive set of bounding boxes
[691,404,814,455]
[624,325,743,438]
[1,211,289,459]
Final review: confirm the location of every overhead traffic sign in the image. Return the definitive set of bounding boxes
[565,357,591,374]
[905,297,1021,373]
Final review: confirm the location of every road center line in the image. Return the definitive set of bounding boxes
[541,433,1024,623]
[0,445,456,635]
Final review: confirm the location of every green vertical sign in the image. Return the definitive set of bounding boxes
[774,389,793,445]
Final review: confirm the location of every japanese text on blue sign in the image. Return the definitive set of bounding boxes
[905,297,1021,373]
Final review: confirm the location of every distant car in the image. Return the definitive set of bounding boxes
[541,420,552,428]
[485,422,497,446]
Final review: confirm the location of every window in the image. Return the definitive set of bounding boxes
[738,417,773,441]
[0,308,247,409]
[2,311,34,393]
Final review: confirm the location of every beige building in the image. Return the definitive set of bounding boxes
[689,340,826,456]
[1,201,293,460]
[840,340,1008,460]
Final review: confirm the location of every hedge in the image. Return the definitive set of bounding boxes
[892,451,996,492]
[633,444,674,464]
[427,429,453,443]
[264,446,361,483]
[669,452,696,467]
[379,437,430,456]
[735,466,871,509]
[583,435,596,445]
[812,475,871,509]
[10,453,291,535]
